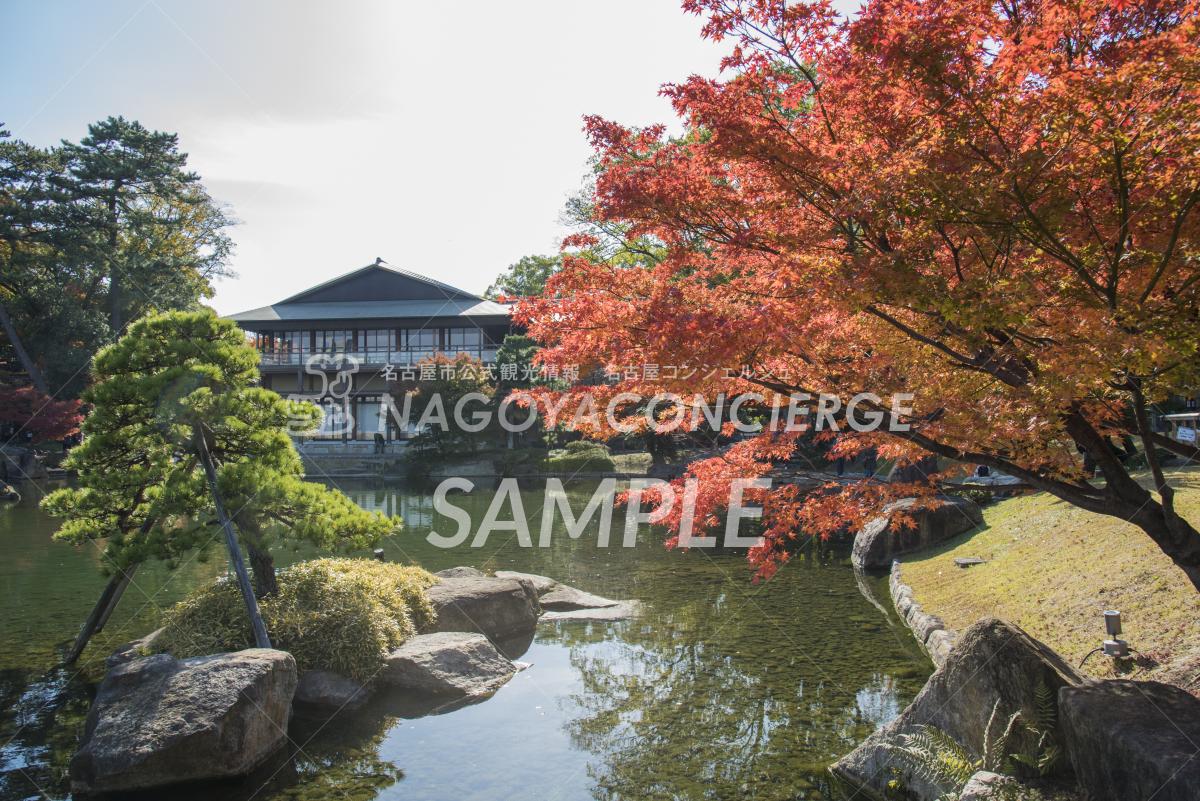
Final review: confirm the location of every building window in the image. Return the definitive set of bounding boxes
[405,328,437,352]
[315,330,352,352]
[447,327,482,351]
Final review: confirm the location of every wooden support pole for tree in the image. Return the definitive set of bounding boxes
[64,564,137,665]
[196,431,272,649]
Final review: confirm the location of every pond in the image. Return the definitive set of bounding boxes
[0,478,930,801]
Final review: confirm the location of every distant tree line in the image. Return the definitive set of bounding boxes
[0,116,233,401]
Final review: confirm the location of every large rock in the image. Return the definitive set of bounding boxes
[832,619,1080,800]
[294,669,368,711]
[426,575,540,640]
[71,648,296,795]
[382,632,518,697]
[852,495,983,570]
[1059,679,1200,801]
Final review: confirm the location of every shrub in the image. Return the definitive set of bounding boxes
[157,558,436,681]
[543,441,616,473]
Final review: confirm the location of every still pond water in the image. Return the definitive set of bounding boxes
[0,479,930,801]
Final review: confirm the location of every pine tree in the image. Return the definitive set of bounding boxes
[43,309,399,605]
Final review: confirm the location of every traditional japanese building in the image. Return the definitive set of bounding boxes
[226,259,512,441]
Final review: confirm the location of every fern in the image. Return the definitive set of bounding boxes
[1010,679,1061,777]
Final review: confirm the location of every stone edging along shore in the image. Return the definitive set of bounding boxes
[889,559,957,667]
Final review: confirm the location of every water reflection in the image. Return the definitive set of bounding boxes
[0,480,930,801]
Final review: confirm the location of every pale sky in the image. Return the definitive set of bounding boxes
[1,0,739,315]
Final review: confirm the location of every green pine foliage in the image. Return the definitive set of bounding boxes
[42,310,399,585]
[157,558,437,681]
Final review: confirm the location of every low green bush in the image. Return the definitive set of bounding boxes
[157,558,437,681]
[543,442,616,473]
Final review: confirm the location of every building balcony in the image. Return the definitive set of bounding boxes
[257,347,500,369]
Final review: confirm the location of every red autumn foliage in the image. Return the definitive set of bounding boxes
[0,386,83,443]
[517,0,1200,587]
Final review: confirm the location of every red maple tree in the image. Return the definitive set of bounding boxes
[517,0,1200,589]
[0,386,83,443]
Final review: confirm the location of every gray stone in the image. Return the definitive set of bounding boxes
[106,627,165,668]
[958,771,1017,800]
[925,629,957,666]
[382,632,517,697]
[294,670,367,711]
[493,570,559,595]
[426,576,540,639]
[1059,679,1200,801]
[71,648,296,795]
[852,495,984,570]
[832,619,1080,801]
[434,566,484,578]
[540,600,642,622]
[538,584,619,611]
[0,446,46,481]
[911,612,946,643]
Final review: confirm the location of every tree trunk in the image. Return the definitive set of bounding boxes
[236,518,279,598]
[247,543,278,598]
[107,194,123,333]
[1124,501,1200,592]
[0,299,49,394]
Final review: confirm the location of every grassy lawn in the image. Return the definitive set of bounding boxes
[901,466,1200,693]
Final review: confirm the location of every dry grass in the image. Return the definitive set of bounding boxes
[902,466,1200,692]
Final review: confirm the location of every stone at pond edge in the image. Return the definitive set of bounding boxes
[294,669,367,711]
[434,566,484,578]
[426,575,540,640]
[831,618,1081,801]
[494,570,559,595]
[382,631,518,697]
[852,495,983,570]
[1059,679,1200,801]
[71,648,296,795]
[540,600,642,622]
[538,584,620,611]
[106,627,165,668]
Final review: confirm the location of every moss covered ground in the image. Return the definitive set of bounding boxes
[902,467,1200,692]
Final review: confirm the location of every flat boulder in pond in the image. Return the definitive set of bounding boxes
[832,619,1080,800]
[538,584,620,611]
[540,600,642,622]
[493,570,559,595]
[382,632,518,698]
[71,648,296,795]
[852,495,983,570]
[426,575,540,639]
[294,669,368,712]
[1059,679,1200,801]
